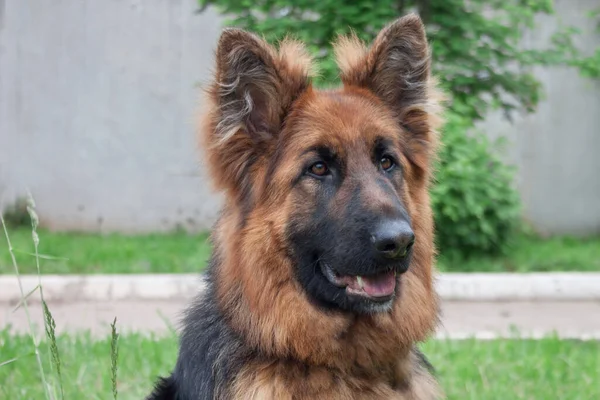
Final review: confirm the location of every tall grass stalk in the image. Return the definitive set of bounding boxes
[26,195,45,304]
[42,300,64,399]
[110,317,120,400]
[3,195,120,398]
[27,195,65,399]
[0,214,51,400]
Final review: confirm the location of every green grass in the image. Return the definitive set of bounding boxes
[1,227,599,274]
[1,328,598,399]
[422,338,600,400]
[0,228,212,274]
[0,329,177,400]
[436,234,600,273]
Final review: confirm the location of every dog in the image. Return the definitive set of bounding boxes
[148,13,444,400]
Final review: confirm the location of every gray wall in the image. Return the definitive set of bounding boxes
[1,0,223,233]
[478,0,600,235]
[1,0,599,235]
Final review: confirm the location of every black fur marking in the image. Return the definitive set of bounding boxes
[414,348,436,376]
[147,261,250,400]
[146,376,178,400]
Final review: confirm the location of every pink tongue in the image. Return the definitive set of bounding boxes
[361,271,396,297]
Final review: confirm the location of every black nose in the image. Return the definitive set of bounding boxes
[371,220,415,260]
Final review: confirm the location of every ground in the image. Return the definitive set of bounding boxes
[1,227,600,274]
[5,299,600,339]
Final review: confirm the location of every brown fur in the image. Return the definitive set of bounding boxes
[201,14,444,399]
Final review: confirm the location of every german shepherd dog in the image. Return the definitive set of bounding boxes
[148,13,444,400]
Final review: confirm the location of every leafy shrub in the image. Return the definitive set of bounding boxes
[431,112,520,257]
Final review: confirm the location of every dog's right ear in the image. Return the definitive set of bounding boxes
[334,14,444,173]
[202,29,313,199]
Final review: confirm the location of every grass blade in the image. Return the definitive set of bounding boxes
[0,350,36,367]
[156,309,177,337]
[110,317,119,400]
[0,357,19,367]
[11,284,41,312]
[10,248,69,261]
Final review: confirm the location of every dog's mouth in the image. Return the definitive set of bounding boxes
[320,262,397,301]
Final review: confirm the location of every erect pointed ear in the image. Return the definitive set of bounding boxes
[334,14,443,170]
[203,28,313,198]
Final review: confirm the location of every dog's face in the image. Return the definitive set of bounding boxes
[204,15,441,316]
[280,92,418,313]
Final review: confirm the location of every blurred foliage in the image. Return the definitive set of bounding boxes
[571,8,600,79]
[431,110,520,257]
[1,197,30,228]
[199,0,597,122]
[199,0,597,257]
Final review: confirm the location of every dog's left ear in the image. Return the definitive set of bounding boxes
[335,14,442,169]
[212,29,312,142]
[204,29,313,198]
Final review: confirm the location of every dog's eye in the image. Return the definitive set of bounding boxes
[308,161,329,177]
[380,156,395,172]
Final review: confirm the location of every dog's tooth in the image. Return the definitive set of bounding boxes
[356,276,364,289]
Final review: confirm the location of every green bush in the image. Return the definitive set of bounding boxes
[431,112,520,257]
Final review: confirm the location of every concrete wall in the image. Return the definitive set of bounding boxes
[1,0,223,233]
[1,0,599,235]
[478,0,600,235]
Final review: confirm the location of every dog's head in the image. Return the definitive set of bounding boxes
[204,15,442,317]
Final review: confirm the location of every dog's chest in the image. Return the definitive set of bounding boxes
[229,360,441,400]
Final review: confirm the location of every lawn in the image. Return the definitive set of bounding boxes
[1,227,599,274]
[0,228,212,274]
[436,234,600,273]
[0,328,598,399]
